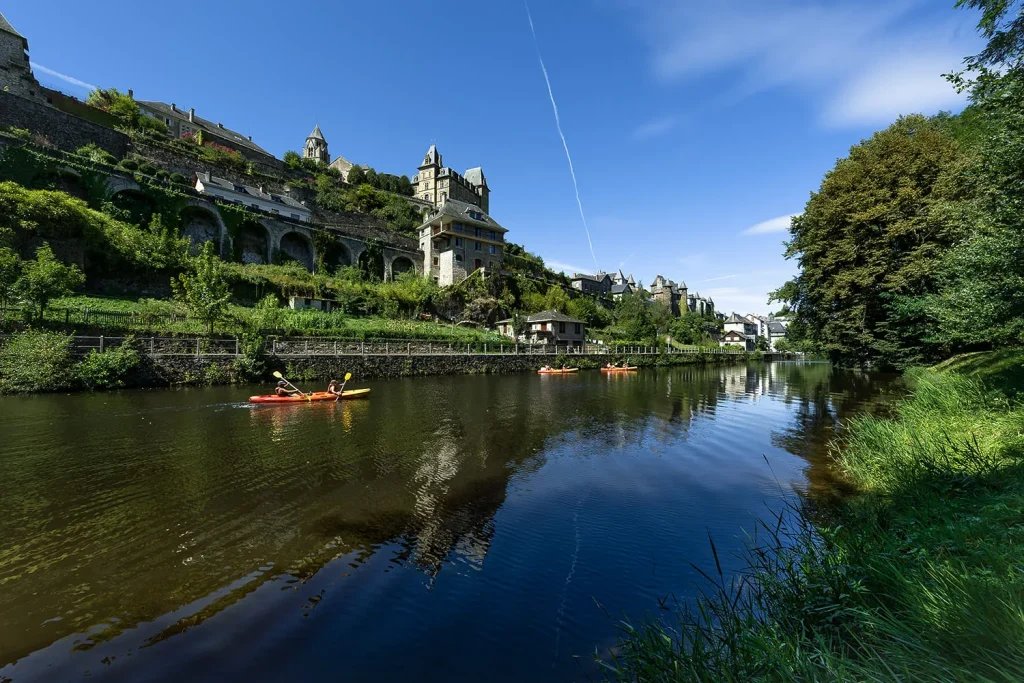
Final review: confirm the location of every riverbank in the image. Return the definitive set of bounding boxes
[608,350,1024,681]
[0,330,761,393]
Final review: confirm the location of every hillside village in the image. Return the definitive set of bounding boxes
[0,11,789,352]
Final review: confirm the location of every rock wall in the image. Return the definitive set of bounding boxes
[0,91,129,158]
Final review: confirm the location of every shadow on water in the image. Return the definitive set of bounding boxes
[0,362,898,682]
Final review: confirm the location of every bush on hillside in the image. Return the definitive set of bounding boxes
[0,330,75,393]
[76,338,141,389]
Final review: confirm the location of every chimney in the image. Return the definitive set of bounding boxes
[247,135,252,141]
[170,103,176,112]
[127,88,133,98]
[217,122,224,129]
[188,108,194,122]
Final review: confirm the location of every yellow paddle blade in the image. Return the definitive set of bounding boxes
[345,373,352,381]
[272,370,284,379]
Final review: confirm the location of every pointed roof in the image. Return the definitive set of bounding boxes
[421,144,441,168]
[307,124,326,142]
[0,11,27,47]
[464,167,487,188]
[725,313,747,324]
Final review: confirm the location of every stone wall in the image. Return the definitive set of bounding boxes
[0,91,129,158]
[141,350,749,388]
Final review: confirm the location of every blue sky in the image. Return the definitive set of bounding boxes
[10,1,982,314]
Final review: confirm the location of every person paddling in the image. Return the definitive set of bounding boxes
[327,379,342,397]
[275,380,299,397]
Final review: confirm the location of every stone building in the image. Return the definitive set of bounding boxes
[496,310,586,348]
[650,274,688,316]
[194,172,311,223]
[571,271,612,296]
[136,100,276,164]
[0,12,43,102]
[687,293,715,316]
[412,145,490,214]
[418,198,506,286]
[303,124,330,165]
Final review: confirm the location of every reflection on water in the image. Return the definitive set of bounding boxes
[0,362,899,682]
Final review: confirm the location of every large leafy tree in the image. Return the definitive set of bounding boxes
[172,241,232,334]
[776,114,977,368]
[614,292,656,342]
[17,243,86,321]
[927,1,1024,349]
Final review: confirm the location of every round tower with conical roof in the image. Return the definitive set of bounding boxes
[303,124,329,165]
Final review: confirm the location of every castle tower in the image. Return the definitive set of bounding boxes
[0,11,44,102]
[303,124,329,165]
[464,167,489,213]
[416,144,442,205]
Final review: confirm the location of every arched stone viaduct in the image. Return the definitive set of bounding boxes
[104,178,421,280]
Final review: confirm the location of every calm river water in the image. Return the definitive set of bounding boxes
[0,362,896,682]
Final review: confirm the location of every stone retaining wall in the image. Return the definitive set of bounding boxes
[0,91,129,158]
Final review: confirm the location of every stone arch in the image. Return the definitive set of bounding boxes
[110,188,156,226]
[358,245,385,281]
[390,255,416,279]
[278,231,315,271]
[104,176,141,196]
[179,203,225,254]
[238,221,270,264]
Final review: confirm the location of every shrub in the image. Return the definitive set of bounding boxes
[119,159,139,172]
[5,127,32,142]
[0,331,75,393]
[75,143,116,166]
[170,173,188,185]
[233,334,267,382]
[155,169,170,181]
[137,162,157,177]
[76,338,141,389]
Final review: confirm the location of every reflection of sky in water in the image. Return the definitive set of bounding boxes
[0,363,897,683]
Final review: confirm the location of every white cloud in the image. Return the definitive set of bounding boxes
[742,214,798,235]
[624,0,981,127]
[631,116,677,140]
[30,63,97,92]
[546,260,585,275]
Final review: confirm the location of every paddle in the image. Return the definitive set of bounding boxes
[272,370,309,402]
[335,372,353,402]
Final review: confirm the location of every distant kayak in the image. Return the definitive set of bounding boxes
[601,367,638,373]
[249,389,371,404]
[537,368,579,374]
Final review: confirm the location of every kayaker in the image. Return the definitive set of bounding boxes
[274,380,299,397]
[327,379,342,397]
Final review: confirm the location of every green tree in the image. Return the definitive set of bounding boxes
[346,165,367,186]
[615,292,655,342]
[542,286,570,313]
[172,241,232,333]
[16,243,85,321]
[669,311,710,345]
[756,336,770,352]
[283,150,302,168]
[775,114,977,368]
[0,246,19,311]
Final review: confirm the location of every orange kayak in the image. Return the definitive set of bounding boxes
[601,367,638,373]
[249,389,371,403]
[538,368,579,374]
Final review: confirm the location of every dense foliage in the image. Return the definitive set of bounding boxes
[775,0,1024,368]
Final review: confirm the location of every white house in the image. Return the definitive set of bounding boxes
[194,172,311,223]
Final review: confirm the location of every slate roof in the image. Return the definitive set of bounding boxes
[611,283,633,295]
[308,124,326,141]
[423,198,506,231]
[768,321,787,334]
[0,12,25,43]
[198,174,307,211]
[137,100,273,157]
[725,313,748,324]
[722,330,746,339]
[527,310,583,324]
[464,167,487,188]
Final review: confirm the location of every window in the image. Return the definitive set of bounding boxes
[489,231,495,240]
[541,323,548,331]
[455,254,463,262]
[433,257,439,266]
[575,323,581,334]
[475,227,481,237]
[475,241,481,251]
[559,322,566,334]
[489,245,496,255]
[455,237,462,247]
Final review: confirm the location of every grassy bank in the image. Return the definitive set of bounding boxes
[607,350,1024,681]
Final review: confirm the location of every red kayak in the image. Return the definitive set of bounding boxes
[249,389,371,404]
[601,367,638,373]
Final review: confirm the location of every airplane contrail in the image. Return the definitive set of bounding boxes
[524,1,598,272]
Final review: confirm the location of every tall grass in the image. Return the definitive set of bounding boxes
[605,357,1024,681]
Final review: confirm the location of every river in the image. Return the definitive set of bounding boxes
[0,362,897,682]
